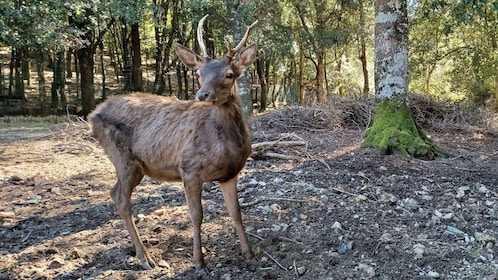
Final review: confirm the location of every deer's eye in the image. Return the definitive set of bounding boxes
[226,73,234,79]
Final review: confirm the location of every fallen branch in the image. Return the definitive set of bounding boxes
[240,197,309,208]
[332,187,359,197]
[264,251,288,271]
[251,140,306,150]
[258,152,300,160]
[251,139,307,160]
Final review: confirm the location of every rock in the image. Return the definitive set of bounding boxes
[380,193,397,203]
[26,195,42,204]
[51,187,61,194]
[297,266,307,276]
[273,177,284,184]
[337,241,353,254]
[442,213,454,220]
[157,259,170,268]
[380,233,393,243]
[427,271,440,278]
[474,232,496,243]
[403,198,419,209]
[456,186,470,198]
[248,179,258,185]
[413,243,426,259]
[358,263,376,278]
[476,184,488,193]
[446,225,466,236]
[48,257,64,269]
[221,273,231,280]
[69,248,82,259]
[355,194,368,202]
[331,221,343,230]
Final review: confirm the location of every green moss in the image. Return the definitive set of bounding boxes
[363,99,441,159]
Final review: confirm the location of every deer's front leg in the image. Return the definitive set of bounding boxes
[183,178,206,271]
[220,176,254,260]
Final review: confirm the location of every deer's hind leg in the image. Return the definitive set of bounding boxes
[108,150,154,269]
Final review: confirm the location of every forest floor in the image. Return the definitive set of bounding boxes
[0,106,497,280]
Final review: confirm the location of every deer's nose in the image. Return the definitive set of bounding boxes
[196,90,215,101]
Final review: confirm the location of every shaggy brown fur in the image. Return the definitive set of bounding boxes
[88,42,258,272]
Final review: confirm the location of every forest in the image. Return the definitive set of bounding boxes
[0,0,497,117]
[1,0,498,279]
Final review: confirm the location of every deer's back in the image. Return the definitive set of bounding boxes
[89,93,251,183]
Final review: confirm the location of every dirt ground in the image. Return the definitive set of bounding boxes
[0,111,497,280]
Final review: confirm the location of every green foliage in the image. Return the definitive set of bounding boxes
[409,0,497,104]
[109,0,146,23]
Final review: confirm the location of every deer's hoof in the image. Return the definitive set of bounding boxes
[141,259,156,270]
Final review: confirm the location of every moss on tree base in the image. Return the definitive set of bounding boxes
[363,99,441,159]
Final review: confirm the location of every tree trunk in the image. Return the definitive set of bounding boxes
[359,1,369,98]
[316,51,326,103]
[51,51,66,110]
[299,47,305,104]
[495,76,498,112]
[225,0,253,116]
[153,0,166,95]
[36,55,46,113]
[360,42,369,97]
[364,0,440,159]
[256,58,268,112]
[130,23,143,91]
[77,46,95,117]
[66,49,73,78]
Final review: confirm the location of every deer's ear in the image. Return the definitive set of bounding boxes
[175,43,204,70]
[235,43,258,70]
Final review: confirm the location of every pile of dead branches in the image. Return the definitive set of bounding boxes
[251,106,343,134]
[251,133,308,161]
[409,94,496,134]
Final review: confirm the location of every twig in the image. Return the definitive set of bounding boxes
[259,152,301,160]
[247,232,264,241]
[277,236,303,244]
[251,140,306,150]
[240,197,309,208]
[318,159,331,170]
[293,259,298,276]
[332,187,359,197]
[263,251,288,271]
[21,230,32,243]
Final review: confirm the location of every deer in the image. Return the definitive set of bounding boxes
[88,15,258,272]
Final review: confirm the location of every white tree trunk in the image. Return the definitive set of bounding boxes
[374,0,409,100]
[226,0,253,116]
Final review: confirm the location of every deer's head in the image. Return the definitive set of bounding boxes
[175,15,258,105]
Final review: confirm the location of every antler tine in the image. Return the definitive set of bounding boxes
[197,14,209,58]
[227,20,258,59]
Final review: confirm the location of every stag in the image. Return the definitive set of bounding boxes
[88,15,258,271]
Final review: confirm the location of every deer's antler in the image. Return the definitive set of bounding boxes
[197,14,209,58]
[226,20,258,59]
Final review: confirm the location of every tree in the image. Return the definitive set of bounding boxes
[224,0,255,116]
[363,0,439,159]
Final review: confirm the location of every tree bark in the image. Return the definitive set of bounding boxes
[130,23,143,91]
[316,51,326,103]
[225,0,253,116]
[77,43,95,117]
[364,0,440,159]
[360,42,369,97]
[299,46,305,104]
[256,58,268,112]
